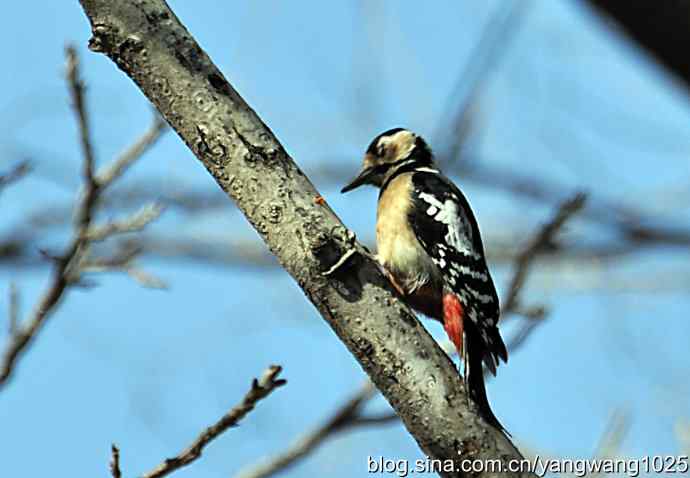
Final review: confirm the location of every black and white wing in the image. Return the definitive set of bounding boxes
[408,169,507,372]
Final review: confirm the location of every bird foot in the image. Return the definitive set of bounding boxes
[374,258,406,297]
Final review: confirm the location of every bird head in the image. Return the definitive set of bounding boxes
[341,128,433,193]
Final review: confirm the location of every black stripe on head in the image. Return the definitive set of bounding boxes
[411,135,432,164]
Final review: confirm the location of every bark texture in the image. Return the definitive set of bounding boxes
[77,2,532,476]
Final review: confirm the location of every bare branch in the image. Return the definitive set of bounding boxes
[0,48,100,388]
[84,203,164,242]
[0,161,31,196]
[236,381,377,478]
[81,253,168,290]
[8,283,19,335]
[0,47,163,389]
[66,45,96,188]
[502,192,587,313]
[124,266,167,289]
[142,365,286,478]
[96,113,167,185]
[110,444,122,478]
[593,408,630,459]
[435,0,533,161]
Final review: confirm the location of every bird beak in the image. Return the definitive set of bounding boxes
[341,167,374,193]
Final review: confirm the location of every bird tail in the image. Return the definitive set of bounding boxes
[465,323,509,436]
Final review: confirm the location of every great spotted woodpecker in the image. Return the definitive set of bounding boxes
[341,128,508,433]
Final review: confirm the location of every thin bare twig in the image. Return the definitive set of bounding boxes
[8,283,19,335]
[66,46,96,188]
[436,0,533,162]
[0,48,99,388]
[0,48,164,389]
[235,381,375,478]
[84,203,164,242]
[593,408,631,459]
[142,365,287,478]
[124,266,168,289]
[81,244,168,290]
[110,444,122,478]
[0,161,31,196]
[96,113,166,185]
[502,192,587,313]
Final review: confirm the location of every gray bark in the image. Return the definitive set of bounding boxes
[77,1,533,476]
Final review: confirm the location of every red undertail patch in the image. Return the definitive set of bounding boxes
[442,293,464,356]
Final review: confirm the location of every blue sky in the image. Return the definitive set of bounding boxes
[1,1,689,477]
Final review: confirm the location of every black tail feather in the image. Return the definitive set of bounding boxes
[465,324,510,436]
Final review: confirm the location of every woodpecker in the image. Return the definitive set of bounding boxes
[341,128,508,433]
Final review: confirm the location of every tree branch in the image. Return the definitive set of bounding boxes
[66,46,96,186]
[83,203,164,242]
[0,49,163,389]
[435,0,533,161]
[0,160,31,197]
[502,192,587,313]
[141,365,286,478]
[110,444,122,478]
[96,113,166,185]
[235,380,374,478]
[0,49,100,388]
[77,1,534,476]
[7,283,19,335]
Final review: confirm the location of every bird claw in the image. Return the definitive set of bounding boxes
[374,259,406,296]
[321,228,359,276]
[321,248,357,276]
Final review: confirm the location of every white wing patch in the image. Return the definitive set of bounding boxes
[465,285,494,304]
[451,263,488,281]
[414,167,440,174]
[418,192,478,258]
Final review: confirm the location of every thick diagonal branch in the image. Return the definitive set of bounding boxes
[77,2,534,476]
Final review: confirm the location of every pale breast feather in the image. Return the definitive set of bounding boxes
[377,173,439,294]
